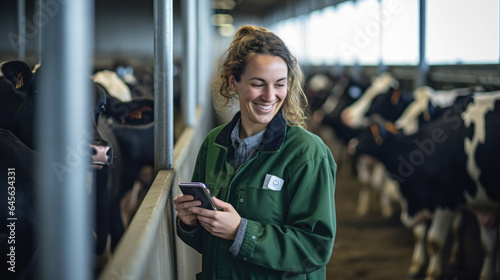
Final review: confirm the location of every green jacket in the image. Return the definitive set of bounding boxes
[177,111,337,280]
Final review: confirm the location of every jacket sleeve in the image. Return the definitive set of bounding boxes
[234,152,337,274]
[176,216,203,254]
[175,136,210,253]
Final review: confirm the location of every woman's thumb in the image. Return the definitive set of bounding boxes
[212,197,229,210]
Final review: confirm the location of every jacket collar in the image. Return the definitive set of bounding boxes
[215,110,286,152]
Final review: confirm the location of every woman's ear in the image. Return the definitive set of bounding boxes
[228,74,236,91]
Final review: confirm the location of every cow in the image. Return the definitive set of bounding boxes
[0,60,153,279]
[304,72,336,113]
[380,85,477,279]
[0,128,38,279]
[112,60,154,100]
[395,86,475,135]
[93,70,133,102]
[0,60,113,279]
[92,70,155,250]
[309,74,370,169]
[338,72,413,217]
[99,91,154,251]
[351,91,500,280]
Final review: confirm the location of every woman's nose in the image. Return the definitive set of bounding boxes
[262,86,276,102]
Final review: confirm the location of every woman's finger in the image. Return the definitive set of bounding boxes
[174,194,194,204]
[175,200,202,212]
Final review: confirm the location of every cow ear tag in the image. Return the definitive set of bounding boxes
[370,123,383,145]
[1,61,34,93]
[384,122,399,134]
[121,106,153,123]
[390,88,402,105]
[15,72,24,89]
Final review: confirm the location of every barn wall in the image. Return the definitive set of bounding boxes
[0,0,184,67]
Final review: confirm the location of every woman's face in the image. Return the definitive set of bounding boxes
[229,54,288,138]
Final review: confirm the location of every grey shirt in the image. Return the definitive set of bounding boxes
[230,119,267,169]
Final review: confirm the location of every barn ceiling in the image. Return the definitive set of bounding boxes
[231,0,285,16]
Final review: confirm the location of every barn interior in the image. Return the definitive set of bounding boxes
[0,0,499,279]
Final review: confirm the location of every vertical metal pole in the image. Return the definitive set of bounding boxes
[416,0,428,87]
[197,0,212,106]
[377,0,388,75]
[154,0,174,172]
[17,0,26,61]
[182,0,197,126]
[196,0,205,106]
[37,0,42,64]
[37,0,93,280]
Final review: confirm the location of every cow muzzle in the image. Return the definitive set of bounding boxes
[89,144,111,170]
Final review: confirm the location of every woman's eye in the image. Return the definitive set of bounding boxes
[252,84,264,87]
[276,84,285,88]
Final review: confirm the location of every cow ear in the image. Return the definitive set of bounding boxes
[1,61,34,93]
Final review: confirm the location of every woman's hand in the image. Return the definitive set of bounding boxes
[173,194,201,226]
[190,197,241,240]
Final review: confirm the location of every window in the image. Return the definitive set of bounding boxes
[355,0,381,65]
[427,0,499,64]
[335,1,358,65]
[305,7,338,65]
[274,17,306,63]
[381,0,419,65]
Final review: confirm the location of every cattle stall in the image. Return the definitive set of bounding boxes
[0,0,499,280]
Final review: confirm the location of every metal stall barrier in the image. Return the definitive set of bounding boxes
[99,0,177,279]
[36,0,94,279]
[99,0,214,279]
[181,0,197,127]
[17,0,25,61]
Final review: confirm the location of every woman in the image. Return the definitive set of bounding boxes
[174,25,337,279]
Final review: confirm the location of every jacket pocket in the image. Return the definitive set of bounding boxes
[237,186,285,224]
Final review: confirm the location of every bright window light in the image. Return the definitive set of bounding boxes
[381,0,419,65]
[305,10,325,65]
[427,0,499,64]
[334,1,358,65]
[306,9,339,65]
[322,7,339,64]
[275,17,305,64]
[355,0,381,65]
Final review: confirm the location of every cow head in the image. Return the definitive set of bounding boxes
[0,60,113,171]
[0,61,37,149]
[349,121,400,158]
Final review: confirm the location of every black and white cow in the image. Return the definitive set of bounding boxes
[304,72,336,113]
[395,86,475,135]
[339,72,413,217]
[0,60,113,279]
[309,74,370,170]
[92,69,155,250]
[99,91,154,251]
[382,85,477,279]
[0,60,153,279]
[352,92,500,280]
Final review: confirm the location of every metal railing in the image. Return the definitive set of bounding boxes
[99,107,212,280]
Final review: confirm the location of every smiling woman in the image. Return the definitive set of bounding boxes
[173,25,337,280]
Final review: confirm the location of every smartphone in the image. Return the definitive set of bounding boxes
[179,182,216,210]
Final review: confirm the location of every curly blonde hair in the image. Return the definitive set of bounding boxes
[212,25,308,128]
